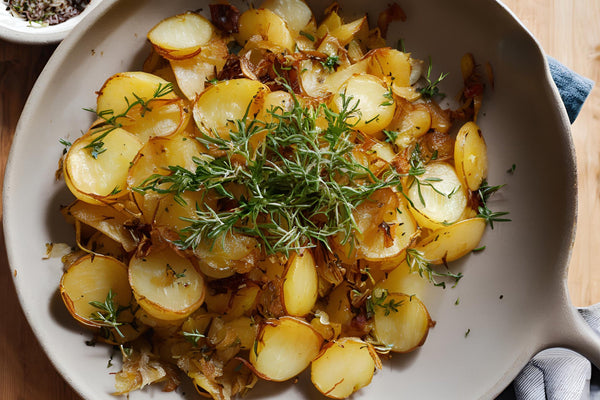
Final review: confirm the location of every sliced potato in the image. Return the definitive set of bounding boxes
[148,12,215,60]
[454,121,488,191]
[261,0,313,33]
[192,231,260,277]
[334,188,417,269]
[64,128,143,204]
[96,72,177,118]
[376,261,428,301]
[372,291,433,353]
[65,200,138,252]
[367,47,411,88]
[311,337,380,399]
[330,73,395,136]
[120,98,190,143]
[236,8,295,52]
[227,283,261,320]
[129,245,205,321]
[413,217,486,264]
[282,250,318,317]
[406,162,467,229]
[192,78,268,137]
[329,16,367,46]
[60,254,131,328]
[249,316,324,381]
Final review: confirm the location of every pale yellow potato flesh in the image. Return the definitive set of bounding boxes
[282,250,319,316]
[376,261,429,301]
[64,128,143,204]
[250,316,323,381]
[372,291,433,353]
[120,98,190,143]
[311,337,378,399]
[413,217,487,264]
[331,73,395,136]
[192,78,268,136]
[407,162,468,229]
[129,246,205,321]
[236,8,295,51]
[148,12,214,60]
[367,47,412,88]
[96,71,176,117]
[454,121,488,191]
[261,0,313,33]
[60,254,131,327]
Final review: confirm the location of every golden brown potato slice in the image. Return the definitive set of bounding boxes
[192,231,260,278]
[371,290,433,353]
[129,245,205,321]
[311,337,380,399]
[334,188,417,269]
[148,12,215,60]
[375,261,428,301]
[406,162,468,230]
[282,249,318,317]
[64,128,143,205]
[236,8,295,52]
[329,16,367,46]
[413,217,486,264]
[261,0,313,33]
[367,47,411,88]
[454,121,488,191]
[96,71,177,119]
[60,254,131,328]
[192,78,268,137]
[330,73,395,136]
[119,98,190,143]
[249,316,324,381]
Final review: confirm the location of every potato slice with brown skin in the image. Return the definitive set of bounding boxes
[454,121,488,191]
[330,73,395,136]
[372,290,434,353]
[281,249,318,317]
[249,316,324,381]
[148,12,215,60]
[413,217,486,264]
[129,245,205,321]
[236,8,295,52]
[64,128,143,205]
[406,161,468,230]
[311,337,381,399]
[60,254,131,328]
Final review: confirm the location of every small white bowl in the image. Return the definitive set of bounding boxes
[0,0,103,44]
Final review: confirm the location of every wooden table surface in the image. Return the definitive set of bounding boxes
[1,1,599,399]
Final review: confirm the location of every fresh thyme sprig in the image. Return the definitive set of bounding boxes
[182,328,205,346]
[366,289,404,318]
[405,248,463,288]
[89,289,127,338]
[418,57,448,99]
[82,82,174,158]
[321,55,340,72]
[406,144,450,207]
[135,92,403,255]
[476,180,510,228]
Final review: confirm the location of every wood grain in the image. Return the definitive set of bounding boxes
[0,1,598,399]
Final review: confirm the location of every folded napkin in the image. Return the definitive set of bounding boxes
[496,57,595,400]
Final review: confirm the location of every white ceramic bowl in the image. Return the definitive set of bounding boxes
[0,0,103,44]
[4,0,600,399]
